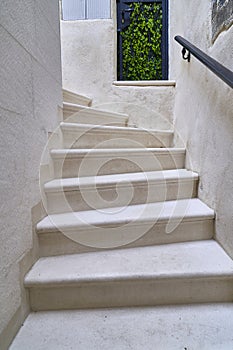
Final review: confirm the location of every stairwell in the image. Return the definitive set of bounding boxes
[10,88,233,349]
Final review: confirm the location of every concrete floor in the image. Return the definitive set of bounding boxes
[10,303,233,350]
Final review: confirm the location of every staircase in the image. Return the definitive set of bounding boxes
[10,89,233,349]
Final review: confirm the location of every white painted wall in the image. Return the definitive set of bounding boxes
[61,3,175,130]
[169,0,233,258]
[0,1,62,348]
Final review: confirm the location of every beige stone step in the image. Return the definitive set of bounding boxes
[44,169,198,214]
[24,240,233,310]
[63,102,129,126]
[61,122,173,149]
[37,199,214,256]
[9,304,233,350]
[62,89,92,106]
[51,147,185,178]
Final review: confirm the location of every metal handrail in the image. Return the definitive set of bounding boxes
[174,35,233,89]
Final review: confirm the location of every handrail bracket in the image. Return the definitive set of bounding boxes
[182,47,191,62]
[174,35,233,88]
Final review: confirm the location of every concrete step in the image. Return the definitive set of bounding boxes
[24,240,233,310]
[51,147,186,178]
[9,303,233,350]
[37,199,214,256]
[62,89,92,106]
[60,122,173,149]
[44,169,198,214]
[63,103,129,126]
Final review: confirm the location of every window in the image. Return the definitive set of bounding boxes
[62,0,111,20]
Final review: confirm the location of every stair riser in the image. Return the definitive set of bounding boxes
[62,131,173,149]
[28,277,232,311]
[52,153,185,178]
[63,111,127,127]
[38,219,214,257]
[45,180,198,214]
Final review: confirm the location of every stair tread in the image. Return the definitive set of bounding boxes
[24,240,233,286]
[63,102,129,119]
[60,122,173,134]
[50,147,186,158]
[44,169,198,192]
[37,198,214,233]
[9,304,233,350]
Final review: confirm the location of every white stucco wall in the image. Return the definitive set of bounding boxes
[61,19,116,103]
[61,4,176,130]
[0,1,62,348]
[169,0,233,258]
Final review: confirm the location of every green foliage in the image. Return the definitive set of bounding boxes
[120,2,163,80]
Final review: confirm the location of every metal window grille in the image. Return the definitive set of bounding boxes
[62,0,111,20]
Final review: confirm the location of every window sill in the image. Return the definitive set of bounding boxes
[112,80,176,87]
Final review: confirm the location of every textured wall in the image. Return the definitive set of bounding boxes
[0,1,62,348]
[170,0,233,257]
[212,0,233,41]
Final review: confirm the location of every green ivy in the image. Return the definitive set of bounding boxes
[120,2,163,80]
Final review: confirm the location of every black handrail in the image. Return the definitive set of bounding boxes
[174,35,233,89]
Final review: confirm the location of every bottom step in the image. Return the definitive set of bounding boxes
[10,304,233,349]
[24,241,233,311]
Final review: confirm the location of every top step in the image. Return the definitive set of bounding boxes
[63,89,92,107]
